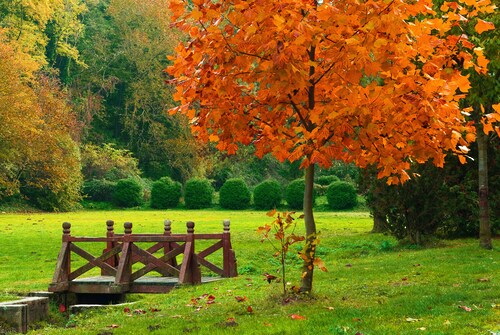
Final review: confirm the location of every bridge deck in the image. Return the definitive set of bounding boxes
[51,276,222,294]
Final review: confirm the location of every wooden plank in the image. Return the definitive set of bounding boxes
[194,234,223,240]
[51,242,70,284]
[69,237,123,242]
[69,244,118,279]
[197,240,223,258]
[129,245,175,278]
[115,242,132,285]
[197,257,223,276]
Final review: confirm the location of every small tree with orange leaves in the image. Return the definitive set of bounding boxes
[167,0,497,292]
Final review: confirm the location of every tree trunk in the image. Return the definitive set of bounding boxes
[300,163,316,293]
[477,130,492,249]
[371,211,388,233]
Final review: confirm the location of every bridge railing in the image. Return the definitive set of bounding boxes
[49,220,237,293]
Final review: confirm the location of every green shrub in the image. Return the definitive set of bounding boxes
[150,177,182,209]
[316,175,340,186]
[285,178,313,210]
[82,179,116,202]
[112,178,144,208]
[326,181,358,210]
[184,178,214,209]
[219,178,251,209]
[253,179,282,209]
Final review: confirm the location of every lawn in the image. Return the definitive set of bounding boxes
[0,210,498,334]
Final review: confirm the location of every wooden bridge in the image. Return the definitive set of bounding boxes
[49,220,237,294]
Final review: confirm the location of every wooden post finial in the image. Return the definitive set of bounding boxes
[62,222,71,235]
[164,220,172,233]
[106,220,114,232]
[186,221,195,234]
[223,219,230,232]
[124,222,133,234]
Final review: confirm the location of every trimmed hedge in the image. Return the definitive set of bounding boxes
[219,178,251,209]
[150,177,182,209]
[253,179,282,209]
[83,179,116,202]
[112,178,144,208]
[184,178,214,209]
[326,181,358,210]
[285,178,309,209]
[316,175,340,186]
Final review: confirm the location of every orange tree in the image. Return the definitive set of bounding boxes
[166,0,496,292]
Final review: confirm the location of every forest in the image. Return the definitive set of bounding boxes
[0,0,498,247]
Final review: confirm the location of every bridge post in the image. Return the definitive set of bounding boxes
[115,222,133,290]
[222,220,238,277]
[179,221,201,284]
[102,220,117,275]
[163,220,178,268]
[50,222,72,291]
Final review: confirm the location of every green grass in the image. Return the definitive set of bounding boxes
[0,210,498,334]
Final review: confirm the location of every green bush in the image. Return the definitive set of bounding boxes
[150,177,182,209]
[184,178,214,209]
[253,179,282,209]
[219,178,251,209]
[326,181,358,210]
[285,178,314,210]
[112,178,144,208]
[82,179,116,202]
[316,175,340,186]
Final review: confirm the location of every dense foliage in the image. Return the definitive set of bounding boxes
[184,178,213,209]
[285,179,308,210]
[82,179,116,202]
[219,178,251,209]
[253,180,283,210]
[150,177,182,209]
[326,181,358,210]
[112,178,144,208]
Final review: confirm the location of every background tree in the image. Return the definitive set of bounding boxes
[167,0,495,292]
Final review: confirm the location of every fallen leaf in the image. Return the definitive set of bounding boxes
[352,317,362,322]
[443,320,451,326]
[263,273,277,283]
[263,322,272,327]
[406,317,421,322]
[458,305,472,312]
[355,333,364,335]
[413,264,421,267]
[417,327,426,331]
[133,309,146,314]
[108,324,120,328]
[123,307,131,313]
[150,308,160,312]
[402,277,408,281]
[247,305,253,313]
[325,306,335,310]
[290,314,306,320]
[477,278,490,282]
[235,296,248,302]
[171,315,183,318]
[345,263,353,267]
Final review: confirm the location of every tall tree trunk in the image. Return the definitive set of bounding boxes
[371,210,388,233]
[300,163,316,293]
[477,130,492,249]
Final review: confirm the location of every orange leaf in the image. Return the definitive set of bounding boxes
[475,19,495,34]
[290,314,306,320]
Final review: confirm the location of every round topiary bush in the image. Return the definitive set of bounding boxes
[326,181,358,210]
[112,178,144,208]
[150,177,182,209]
[316,175,340,186]
[286,179,307,209]
[219,178,251,209]
[253,179,282,209]
[184,178,214,209]
[83,179,116,202]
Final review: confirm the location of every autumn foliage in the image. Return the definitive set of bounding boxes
[168,0,496,184]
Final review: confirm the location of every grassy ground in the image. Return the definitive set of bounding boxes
[0,210,498,334]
